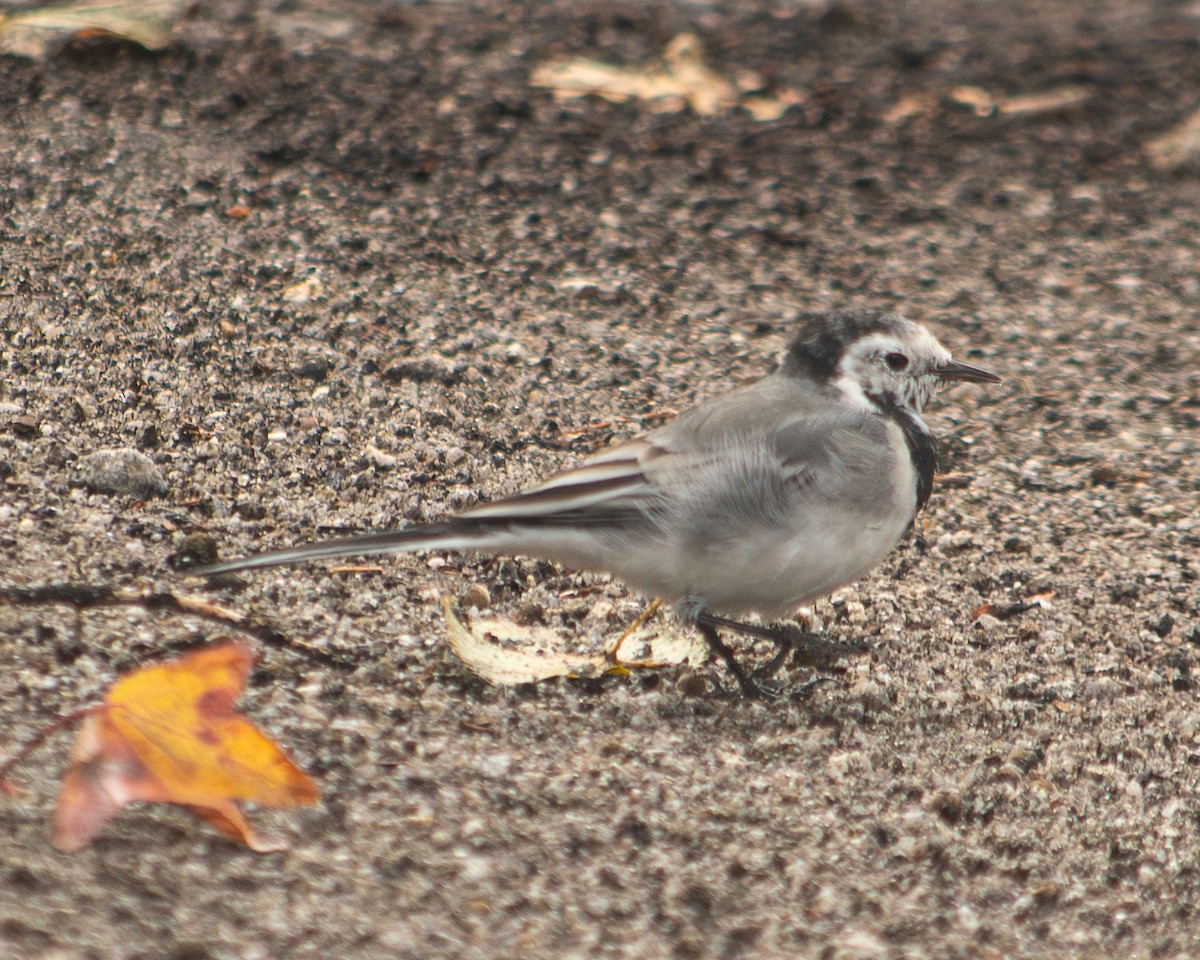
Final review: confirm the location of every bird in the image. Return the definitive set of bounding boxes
[195,310,999,697]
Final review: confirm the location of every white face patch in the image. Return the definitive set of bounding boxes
[829,371,879,411]
[833,325,953,415]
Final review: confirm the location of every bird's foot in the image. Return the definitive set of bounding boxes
[752,625,868,675]
[696,621,781,699]
[692,612,869,696]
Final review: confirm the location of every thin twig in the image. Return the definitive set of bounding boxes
[0,706,98,794]
[0,582,351,668]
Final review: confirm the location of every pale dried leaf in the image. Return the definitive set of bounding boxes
[740,90,804,123]
[660,32,736,116]
[556,276,604,293]
[442,598,704,686]
[951,84,1090,119]
[885,92,936,123]
[282,276,326,303]
[950,85,996,116]
[0,0,183,57]
[531,32,738,118]
[443,598,608,684]
[998,85,1090,116]
[173,594,246,623]
[605,618,708,669]
[1146,108,1200,172]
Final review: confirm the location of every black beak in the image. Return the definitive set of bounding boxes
[935,359,1000,384]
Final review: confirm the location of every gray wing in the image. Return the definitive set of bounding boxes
[637,376,898,534]
[772,412,897,505]
[460,374,891,528]
[456,434,665,527]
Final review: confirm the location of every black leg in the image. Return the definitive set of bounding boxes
[696,621,780,699]
[757,636,795,679]
[696,621,750,688]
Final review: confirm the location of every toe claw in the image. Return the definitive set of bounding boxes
[739,676,784,700]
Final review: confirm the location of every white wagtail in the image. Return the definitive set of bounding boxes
[196,311,999,696]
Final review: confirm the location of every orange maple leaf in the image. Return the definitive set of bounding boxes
[52,640,319,852]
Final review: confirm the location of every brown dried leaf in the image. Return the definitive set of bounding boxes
[52,641,318,852]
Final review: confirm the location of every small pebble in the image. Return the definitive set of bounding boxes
[589,600,615,621]
[973,613,1004,634]
[929,790,963,823]
[935,530,975,553]
[478,752,512,777]
[461,584,491,610]
[77,448,168,498]
[294,359,329,381]
[382,355,460,385]
[10,415,38,437]
[174,531,219,568]
[364,444,398,468]
[677,672,709,697]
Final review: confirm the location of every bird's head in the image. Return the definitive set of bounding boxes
[784,311,999,415]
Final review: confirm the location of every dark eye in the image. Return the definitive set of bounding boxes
[885,352,909,371]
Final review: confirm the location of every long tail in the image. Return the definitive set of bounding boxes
[191,519,503,577]
[193,442,657,578]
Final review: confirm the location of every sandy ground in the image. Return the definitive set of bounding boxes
[2,0,1199,957]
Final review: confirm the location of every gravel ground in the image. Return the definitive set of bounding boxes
[2,1,1199,957]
